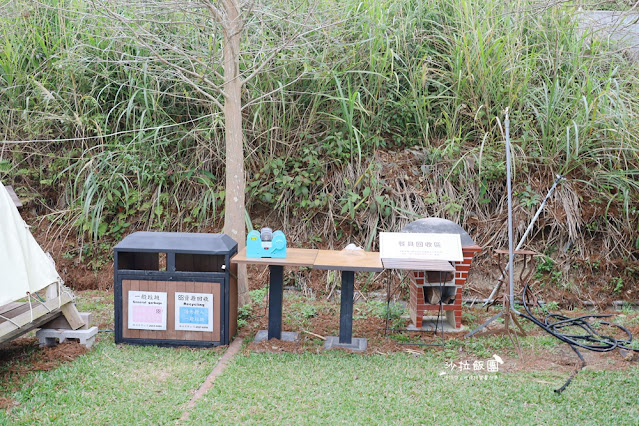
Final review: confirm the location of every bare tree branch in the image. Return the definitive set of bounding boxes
[241,72,305,111]
[240,4,349,84]
[201,0,227,29]
[94,1,227,107]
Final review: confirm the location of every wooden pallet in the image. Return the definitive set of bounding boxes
[0,291,83,346]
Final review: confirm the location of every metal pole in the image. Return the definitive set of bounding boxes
[484,174,564,304]
[505,112,516,312]
[268,265,284,340]
[339,271,355,344]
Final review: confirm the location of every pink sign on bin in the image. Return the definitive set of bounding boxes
[128,291,167,330]
[132,305,164,324]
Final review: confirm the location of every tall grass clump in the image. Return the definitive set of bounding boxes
[0,0,638,265]
[406,0,639,256]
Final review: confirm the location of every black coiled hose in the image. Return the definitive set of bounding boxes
[519,283,638,393]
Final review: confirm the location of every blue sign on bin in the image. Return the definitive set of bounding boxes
[179,307,209,325]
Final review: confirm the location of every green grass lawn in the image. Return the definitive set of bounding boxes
[0,334,222,424]
[2,342,638,425]
[1,290,638,424]
[188,352,639,425]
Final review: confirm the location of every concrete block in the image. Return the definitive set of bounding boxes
[324,336,367,352]
[254,330,299,343]
[407,318,464,333]
[36,326,98,348]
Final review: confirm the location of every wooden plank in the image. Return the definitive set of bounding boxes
[0,302,28,317]
[60,303,85,330]
[5,186,22,208]
[313,250,383,272]
[0,292,73,344]
[167,281,176,340]
[41,311,91,330]
[1,302,43,327]
[231,247,318,267]
[0,311,62,347]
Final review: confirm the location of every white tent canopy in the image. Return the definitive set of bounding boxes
[0,181,60,306]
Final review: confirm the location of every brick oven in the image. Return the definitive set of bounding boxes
[402,218,481,329]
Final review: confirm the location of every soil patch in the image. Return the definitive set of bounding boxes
[40,340,88,363]
[239,296,639,375]
[246,327,637,373]
[29,217,114,291]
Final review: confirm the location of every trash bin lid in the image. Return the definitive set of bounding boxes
[114,232,237,254]
[401,218,475,247]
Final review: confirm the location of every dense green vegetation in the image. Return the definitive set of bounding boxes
[1,0,638,263]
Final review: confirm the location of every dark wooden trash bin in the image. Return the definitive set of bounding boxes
[114,232,238,347]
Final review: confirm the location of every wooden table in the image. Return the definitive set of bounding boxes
[314,250,383,350]
[232,248,382,351]
[232,247,318,340]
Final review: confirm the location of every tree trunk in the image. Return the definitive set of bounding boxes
[222,1,249,306]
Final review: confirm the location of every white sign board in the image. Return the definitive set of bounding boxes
[379,232,463,262]
[175,292,214,332]
[128,291,167,330]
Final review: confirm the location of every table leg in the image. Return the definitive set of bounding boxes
[268,265,283,340]
[325,270,366,351]
[339,270,355,344]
